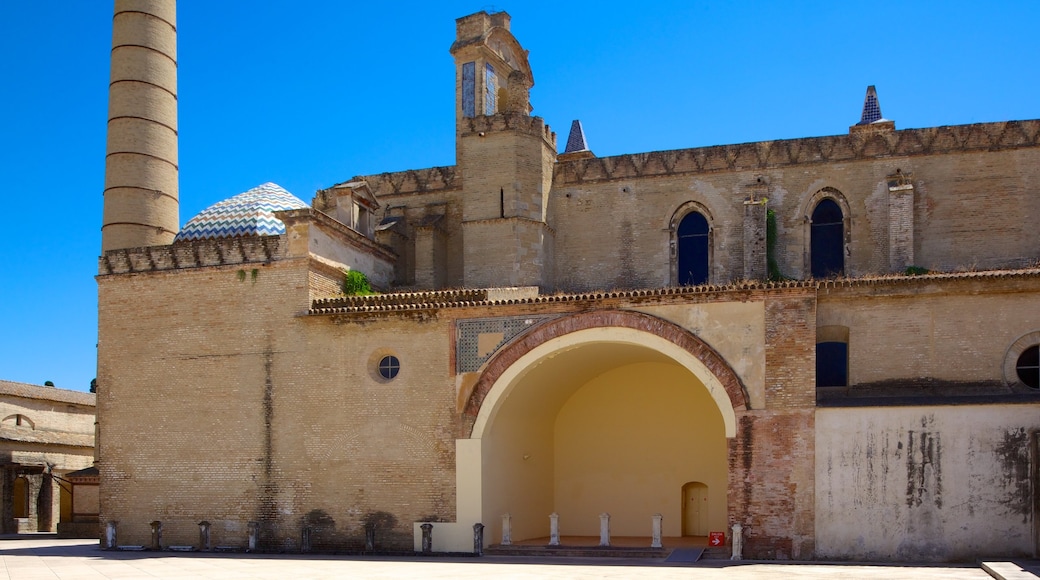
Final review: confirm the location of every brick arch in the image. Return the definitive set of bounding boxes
[461,309,749,437]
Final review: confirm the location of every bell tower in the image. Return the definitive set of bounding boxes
[101,0,179,253]
[451,12,557,289]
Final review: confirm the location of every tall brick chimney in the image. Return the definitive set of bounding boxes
[101,0,178,253]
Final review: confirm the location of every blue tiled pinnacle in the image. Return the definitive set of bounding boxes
[858,85,882,125]
[175,182,309,242]
[564,119,589,153]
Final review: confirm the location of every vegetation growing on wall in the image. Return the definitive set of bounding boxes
[342,269,375,296]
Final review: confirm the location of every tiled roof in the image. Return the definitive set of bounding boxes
[0,380,95,406]
[175,183,309,242]
[309,269,1040,315]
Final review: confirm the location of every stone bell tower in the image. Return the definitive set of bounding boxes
[451,11,557,289]
[101,0,178,253]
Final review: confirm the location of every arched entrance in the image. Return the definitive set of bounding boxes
[455,311,748,547]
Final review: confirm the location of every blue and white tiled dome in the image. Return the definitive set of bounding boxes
[175,182,309,242]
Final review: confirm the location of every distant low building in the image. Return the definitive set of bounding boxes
[0,380,96,536]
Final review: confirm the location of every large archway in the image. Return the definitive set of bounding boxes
[454,311,747,546]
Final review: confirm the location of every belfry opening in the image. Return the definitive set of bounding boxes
[455,313,743,547]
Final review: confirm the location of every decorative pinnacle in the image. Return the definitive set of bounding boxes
[858,85,882,125]
[563,119,590,153]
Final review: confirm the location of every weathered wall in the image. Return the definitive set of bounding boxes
[548,122,1040,292]
[816,405,1038,560]
[98,257,459,551]
[818,276,1040,388]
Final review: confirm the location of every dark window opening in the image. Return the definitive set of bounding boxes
[817,341,848,387]
[378,355,401,380]
[811,199,844,278]
[677,212,709,286]
[1016,345,1039,388]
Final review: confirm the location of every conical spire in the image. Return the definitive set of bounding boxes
[857,85,882,125]
[563,119,590,153]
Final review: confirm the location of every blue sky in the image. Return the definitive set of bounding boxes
[1,1,1037,392]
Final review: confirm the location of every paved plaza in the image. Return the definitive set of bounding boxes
[2,538,1038,580]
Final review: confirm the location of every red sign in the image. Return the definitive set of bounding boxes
[708,531,725,546]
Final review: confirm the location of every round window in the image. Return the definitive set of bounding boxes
[1016,345,1039,389]
[378,355,400,380]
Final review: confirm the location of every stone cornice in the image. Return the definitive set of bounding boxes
[553,119,1040,185]
[98,236,285,275]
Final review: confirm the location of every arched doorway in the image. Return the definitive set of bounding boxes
[810,198,844,278]
[456,311,747,547]
[681,481,709,537]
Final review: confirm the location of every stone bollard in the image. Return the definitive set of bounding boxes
[198,521,211,551]
[420,523,433,553]
[730,523,743,561]
[301,525,312,553]
[149,521,162,551]
[598,513,611,547]
[365,524,376,551]
[247,521,259,552]
[501,513,512,546]
[473,523,485,555]
[548,513,560,546]
[104,521,117,549]
[651,514,663,548]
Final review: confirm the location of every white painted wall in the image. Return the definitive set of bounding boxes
[816,405,1038,561]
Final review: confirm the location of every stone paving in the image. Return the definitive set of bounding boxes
[0,537,1036,580]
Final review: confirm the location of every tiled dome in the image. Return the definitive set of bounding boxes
[175,182,309,242]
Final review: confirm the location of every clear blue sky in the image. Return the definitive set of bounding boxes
[1,1,1037,392]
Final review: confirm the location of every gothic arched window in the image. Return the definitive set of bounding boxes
[811,199,844,278]
[677,212,709,286]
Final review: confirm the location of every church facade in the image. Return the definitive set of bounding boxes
[96,1,1039,560]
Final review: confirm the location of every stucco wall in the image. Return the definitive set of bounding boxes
[816,405,1038,560]
[554,362,727,537]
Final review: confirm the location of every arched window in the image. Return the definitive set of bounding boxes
[816,341,848,387]
[677,212,709,286]
[811,199,844,278]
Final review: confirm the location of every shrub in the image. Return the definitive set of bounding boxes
[342,270,374,295]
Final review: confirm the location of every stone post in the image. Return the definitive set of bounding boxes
[149,520,162,551]
[301,525,312,553]
[548,513,560,546]
[500,513,512,546]
[598,513,611,547]
[743,194,768,281]
[651,514,663,548]
[473,522,485,555]
[197,521,211,551]
[420,523,434,553]
[247,521,259,552]
[731,523,744,561]
[104,521,117,549]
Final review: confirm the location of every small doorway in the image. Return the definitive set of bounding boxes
[682,481,709,536]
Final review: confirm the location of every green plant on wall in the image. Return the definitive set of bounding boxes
[342,269,375,296]
[766,209,788,281]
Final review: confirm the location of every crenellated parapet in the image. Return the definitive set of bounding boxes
[98,236,285,275]
[459,112,555,148]
[351,166,460,198]
[554,119,1040,184]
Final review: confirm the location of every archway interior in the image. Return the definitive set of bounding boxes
[480,341,727,543]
